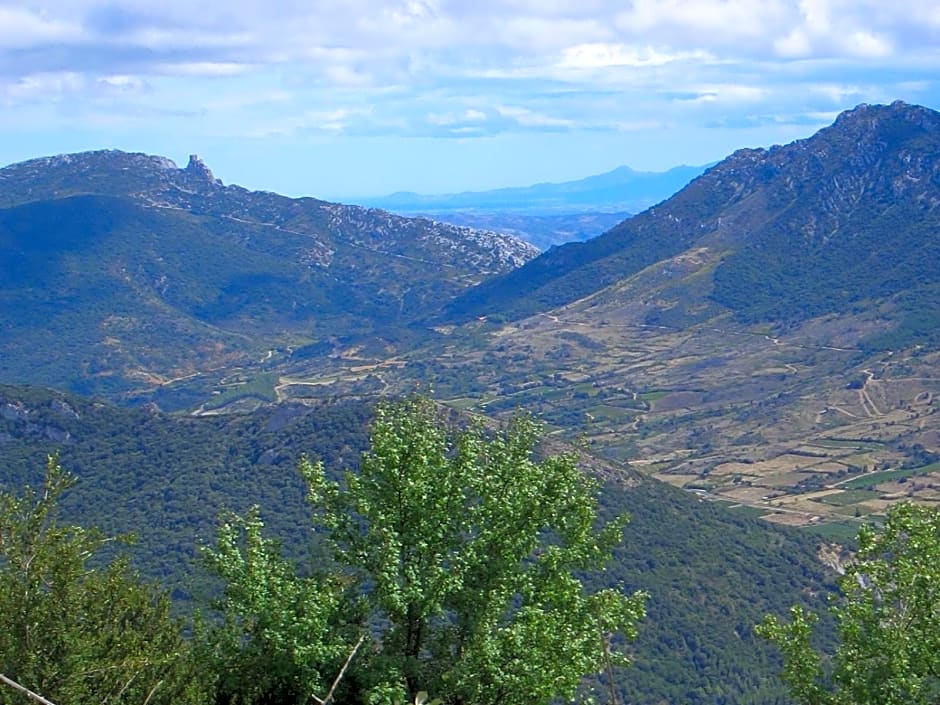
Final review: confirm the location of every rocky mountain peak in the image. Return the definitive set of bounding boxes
[184,154,219,184]
[697,101,940,200]
[830,99,939,131]
[445,100,940,330]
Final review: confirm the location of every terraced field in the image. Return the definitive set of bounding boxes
[249,298,940,535]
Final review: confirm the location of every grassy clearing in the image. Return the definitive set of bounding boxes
[204,372,278,410]
[585,405,637,422]
[726,503,770,519]
[816,438,886,450]
[817,489,883,506]
[639,390,671,402]
[831,504,879,517]
[447,397,484,410]
[802,520,862,545]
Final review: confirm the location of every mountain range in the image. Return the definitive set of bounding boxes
[1,100,940,705]
[2,104,938,498]
[444,100,940,349]
[356,163,708,215]
[268,101,940,535]
[355,163,708,250]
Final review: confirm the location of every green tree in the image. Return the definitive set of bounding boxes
[197,508,360,705]
[303,397,646,705]
[0,455,205,705]
[758,502,940,705]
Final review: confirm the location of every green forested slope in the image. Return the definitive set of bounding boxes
[0,384,374,588]
[600,479,833,704]
[0,384,834,703]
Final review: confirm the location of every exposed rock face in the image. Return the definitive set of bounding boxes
[183,154,221,187]
[185,154,214,178]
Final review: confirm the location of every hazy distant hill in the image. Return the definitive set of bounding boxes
[392,210,634,251]
[357,163,708,215]
[356,164,705,249]
[443,101,940,352]
[0,151,537,399]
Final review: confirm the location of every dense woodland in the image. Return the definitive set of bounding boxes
[0,386,840,705]
[3,394,939,705]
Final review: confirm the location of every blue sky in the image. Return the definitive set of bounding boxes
[1,0,939,199]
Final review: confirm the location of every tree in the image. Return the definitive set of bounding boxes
[758,502,940,705]
[302,397,646,705]
[0,455,205,705]
[197,508,361,705]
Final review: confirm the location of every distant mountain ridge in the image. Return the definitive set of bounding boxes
[442,100,940,351]
[356,163,708,215]
[0,149,538,400]
[0,149,535,272]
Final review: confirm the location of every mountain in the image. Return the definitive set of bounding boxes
[0,150,537,401]
[353,164,709,250]
[443,100,940,353]
[270,102,940,533]
[0,381,833,705]
[356,163,708,215]
[1,104,938,529]
[4,107,936,703]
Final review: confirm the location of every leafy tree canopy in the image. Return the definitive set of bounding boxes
[0,455,204,705]
[301,397,647,705]
[758,503,940,705]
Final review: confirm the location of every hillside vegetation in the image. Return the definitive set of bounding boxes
[0,383,832,704]
[0,151,536,400]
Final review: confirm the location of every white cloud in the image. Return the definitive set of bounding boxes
[774,28,812,58]
[98,74,145,91]
[0,0,938,159]
[808,83,866,102]
[495,105,575,129]
[0,6,82,49]
[4,72,86,101]
[157,62,252,77]
[676,84,768,104]
[615,0,790,40]
[427,108,488,126]
[844,31,892,58]
[559,43,712,69]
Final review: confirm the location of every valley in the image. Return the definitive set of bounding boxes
[232,298,939,536]
[2,100,940,704]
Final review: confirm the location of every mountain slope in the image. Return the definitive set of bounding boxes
[443,101,940,350]
[265,102,940,528]
[0,382,833,705]
[0,151,538,399]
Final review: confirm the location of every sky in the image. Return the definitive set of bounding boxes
[1,1,939,200]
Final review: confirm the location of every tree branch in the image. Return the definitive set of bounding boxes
[311,635,366,705]
[0,673,60,705]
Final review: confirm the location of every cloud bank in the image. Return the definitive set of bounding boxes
[0,0,938,194]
